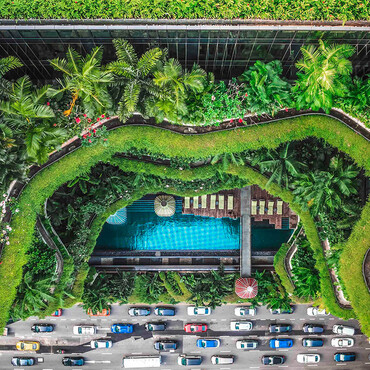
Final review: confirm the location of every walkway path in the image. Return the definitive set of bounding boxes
[363,248,370,292]
[240,186,251,277]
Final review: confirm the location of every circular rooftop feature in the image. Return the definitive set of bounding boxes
[106,208,128,225]
[154,195,176,217]
[235,277,258,299]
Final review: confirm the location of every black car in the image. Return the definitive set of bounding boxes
[270,307,294,314]
[11,357,35,366]
[302,338,324,347]
[62,357,85,366]
[262,355,285,365]
[154,340,178,351]
[303,324,324,333]
[145,322,166,331]
[155,307,175,316]
[269,324,292,333]
[31,323,54,333]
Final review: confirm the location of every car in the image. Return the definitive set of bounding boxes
[51,309,62,317]
[196,339,220,348]
[262,355,285,365]
[297,354,321,364]
[236,339,258,349]
[334,352,356,362]
[302,338,323,347]
[187,306,211,316]
[72,325,96,335]
[128,307,151,316]
[145,322,166,331]
[154,340,178,351]
[155,307,175,316]
[184,323,207,333]
[230,321,253,331]
[332,325,355,336]
[269,339,293,348]
[234,307,257,316]
[331,338,354,348]
[269,324,292,333]
[111,323,133,334]
[16,341,40,351]
[270,307,294,314]
[178,355,202,366]
[87,308,111,316]
[307,307,330,316]
[31,324,54,333]
[90,340,113,349]
[303,324,324,333]
[11,357,35,366]
[211,355,234,365]
[62,357,85,366]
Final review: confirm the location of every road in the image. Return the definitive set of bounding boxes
[0,304,369,369]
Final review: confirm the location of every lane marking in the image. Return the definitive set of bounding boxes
[132,352,142,355]
[102,352,112,355]
[221,350,231,353]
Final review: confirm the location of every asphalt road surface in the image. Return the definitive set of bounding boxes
[0,304,369,370]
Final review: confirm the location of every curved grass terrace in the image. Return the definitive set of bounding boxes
[0,114,369,335]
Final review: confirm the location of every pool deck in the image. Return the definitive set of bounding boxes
[240,186,252,277]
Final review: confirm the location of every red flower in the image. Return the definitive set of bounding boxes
[107,117,110,119]
[75,117,81,124]
[93,129,96,133]
[83,114,87,117]
[101,114,105,118]
[88,132,92,137]
[285,108,288,112]
[97,118,100,122]
[83,135,87,139]
[230,119,233,123]
[46,102,50,106]
[88,139,92,143]
[245,93,248,97]
[104,138,108,141]
[238,118,243,123]
[87,118,92,123]
[53,123,57,127]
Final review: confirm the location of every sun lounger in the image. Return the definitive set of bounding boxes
[227,195,234,210]
[259,199,265,215]
[201,195,207,208]
[184,197,190,209]
[193,196,199,209]
[268,200,274,215]
[277,200,283,215]
[210,195,216,209]
[251,200,257,215]
[218,195,224,209]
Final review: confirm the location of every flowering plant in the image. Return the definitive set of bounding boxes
[81,125,109,147]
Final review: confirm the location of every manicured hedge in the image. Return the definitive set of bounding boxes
[0,0,367,21]
[273,243,295,295]
[0,114,368,332]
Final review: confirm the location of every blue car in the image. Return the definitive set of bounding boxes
[334,353,356,362]
[196,339,220,348]
[111,323,133,334]
[269,339,293,349]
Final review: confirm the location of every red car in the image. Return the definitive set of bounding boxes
[184,323,208,333]
[51,309,62,317]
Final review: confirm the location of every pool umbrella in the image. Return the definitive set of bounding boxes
[154,195,176,217]
[106,208,127,225]
[235,277,258,299]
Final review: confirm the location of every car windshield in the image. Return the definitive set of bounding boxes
[235,323,239,329]
[181,358,186,365]
[78,327,82,334]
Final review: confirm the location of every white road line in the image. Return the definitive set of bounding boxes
[300,318,305,321]
[366,348,370,350]
[278,366,288,368]
[61,319,67,321]
[132,353,142,355]
[336,364,346,366]
[250,367,260,369]
[71,318,76,321]
[329,318,335,320]
[102,352,112,355]
[191,351,201,354]
[278,349,289,352]
[291,319,295,321]
[221,350,231,353]
[220,368,231,370]
[260,319,266,321]
[307,365,318,367]
[364,362,370,365]
[221,319,227,321]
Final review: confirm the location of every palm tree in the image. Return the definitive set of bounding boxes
[294,40,355,113]
[0,56,22,100]
[48,47,114,117]
[109,39,164,120]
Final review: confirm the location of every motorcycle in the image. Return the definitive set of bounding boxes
[56,349,66,354]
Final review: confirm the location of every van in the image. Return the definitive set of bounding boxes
[211,355,234,365]
[122,355,161,368]
[302,338,324,347]
[332,325,355,336]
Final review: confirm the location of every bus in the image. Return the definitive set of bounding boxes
[122,355,162,368]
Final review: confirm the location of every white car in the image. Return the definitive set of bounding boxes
[90,340,113,349]
[332,325,355,336]
[331,338,354,347]
[236,339,258,349]
[297,354,321,364]
[230,321,253,331]
[73,325,96,335]
[235,307,256,316]
[211,355,234,365]
[307,307,330,316]
[187,306,211,316]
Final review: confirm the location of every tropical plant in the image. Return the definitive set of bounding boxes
[211,152,244,171]
[134,273,166,304]
[239,60,292,116]
[48,47,114,117]
[343,76,370,109]
[0,56,22,100]
[293,40,355,113]
[109,39,164,120]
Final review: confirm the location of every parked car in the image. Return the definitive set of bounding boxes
[261,355,285,365]
[51,309,62,317]
[128,307,151,316]
[211,355,234,365]
[111,324,133,334]
[334,352,356,362]
[269,324,292,333]
[297,354,320,364]
[31,324,54,333]
[307,307,330,316]
[62,357,85,366]
[154,340,178,351]
[270,307,294,314]
[154,307,175,316]
[16,341,40,351]
[303,324,324,333]
[230,321,253,331]
[236,339,258,349]
[332,325,355,336]
[331,338,354,348]
[184,323,207,333]
[178,354,202,366]
[11,357,35,366]
[269,339,293,348]
[235,307,256,316]
[187,306,211,316]
[73,325,96,335]
[145,322,166,331]
[87,308,110,316]
[196,339,220,348]
[90,340,113,349]
[302,338,323,347]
